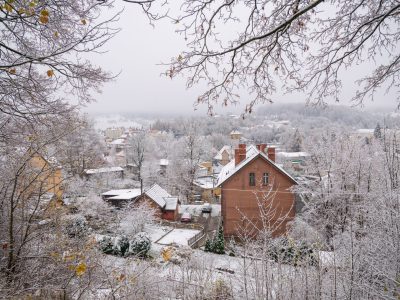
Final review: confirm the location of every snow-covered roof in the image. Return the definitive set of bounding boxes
[84,167,124,175]
[217,145,298,186]
[107,189,141,200]
[230,130,241,135]
[102,189,135,197]
[110,138,125,145]
[194,176,216,189]
[356,129,374,134]
[214,145,233,160]
[277,152,310,158]
[159,159,169,166]
[144,184,171,208]
[165,197,178,210]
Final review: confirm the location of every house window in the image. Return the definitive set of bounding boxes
[263,172,269,185]
[249,172,255,186]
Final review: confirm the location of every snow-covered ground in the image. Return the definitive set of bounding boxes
[157,228,201,246]
[145,224,172,242]
[179,204,221,217]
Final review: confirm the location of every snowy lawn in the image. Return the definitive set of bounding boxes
[144,224,172,242]
[157,228,201,246]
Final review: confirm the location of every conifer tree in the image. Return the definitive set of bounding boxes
[213,225,225,254]
[374,123,382,139]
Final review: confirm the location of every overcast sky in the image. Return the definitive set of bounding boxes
[84,3,399,116]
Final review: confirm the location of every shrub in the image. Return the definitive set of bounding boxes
[128,232,151,257]
[99,236,114,255]
[269,238,317,266]
[65,216,89,238]
[204,225,225,254]
[114,236,130,257]
[204,239,213,252]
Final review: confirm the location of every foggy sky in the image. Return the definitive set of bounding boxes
[84,3,399,116]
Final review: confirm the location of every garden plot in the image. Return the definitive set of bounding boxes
[157,228,201,246]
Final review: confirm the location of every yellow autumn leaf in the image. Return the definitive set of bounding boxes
[40,9,49,17]
[8,68,16,75]
[4,3,13,12]
[177,54,183,61]
[18,7,25,14]
[161,247,172,262]
[39,15,49,24]
[118,274,126,281]
[75,262,87,276]
[46,69,54,77]
[29,1,36,8]
[81,19,86,25]
[54,31,59,38]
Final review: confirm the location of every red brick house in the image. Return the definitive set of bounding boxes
[217,144,298,239]
[136,184,179,221]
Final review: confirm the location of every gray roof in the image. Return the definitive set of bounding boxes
[144,184,170,208]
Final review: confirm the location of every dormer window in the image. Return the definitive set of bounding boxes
[249,172,255,186]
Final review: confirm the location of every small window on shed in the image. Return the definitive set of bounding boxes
[249,172,255,186]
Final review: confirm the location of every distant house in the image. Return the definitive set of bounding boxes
[230,130,242,140]
[352,129,375,144]
[214,146,233,166]
[110,138,126,152]
[102,188,141,208]
[104,127,124,140]
[277,151,310,173]
[27,151,63,200]
[136,184,179,221]
[159,159,169,176]
[217,144,298,238]
[83,166,124,179]
[193,176,221,202]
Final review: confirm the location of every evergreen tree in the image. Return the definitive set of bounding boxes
[291,129,302,152]
[213,225,225,254]
[204,238,213,252]
[374,123,382,139]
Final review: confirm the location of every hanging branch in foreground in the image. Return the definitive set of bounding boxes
[153,0,400,115]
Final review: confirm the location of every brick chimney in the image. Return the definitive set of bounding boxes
[235,144,246,165]
[267,147,276,162]
[256,143,267,153]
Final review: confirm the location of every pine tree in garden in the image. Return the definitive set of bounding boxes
[204,238,213,252]
[213,225,225,254]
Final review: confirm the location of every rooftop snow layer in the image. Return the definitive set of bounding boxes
[165,197,178,210]
[277,152,310,158]
[107,189,141,200]
[217,145,297,186]
[144,184,171,208]
[85,167,124,175]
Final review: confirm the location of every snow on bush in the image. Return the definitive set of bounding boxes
[113,235,130,257]
[128,232,151,257]
[97,232,151,258]
[269,237,317,266]
[161,245,193,264]
[64,215,89,238]
[98,236,115,255]
[204,224,225,254]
